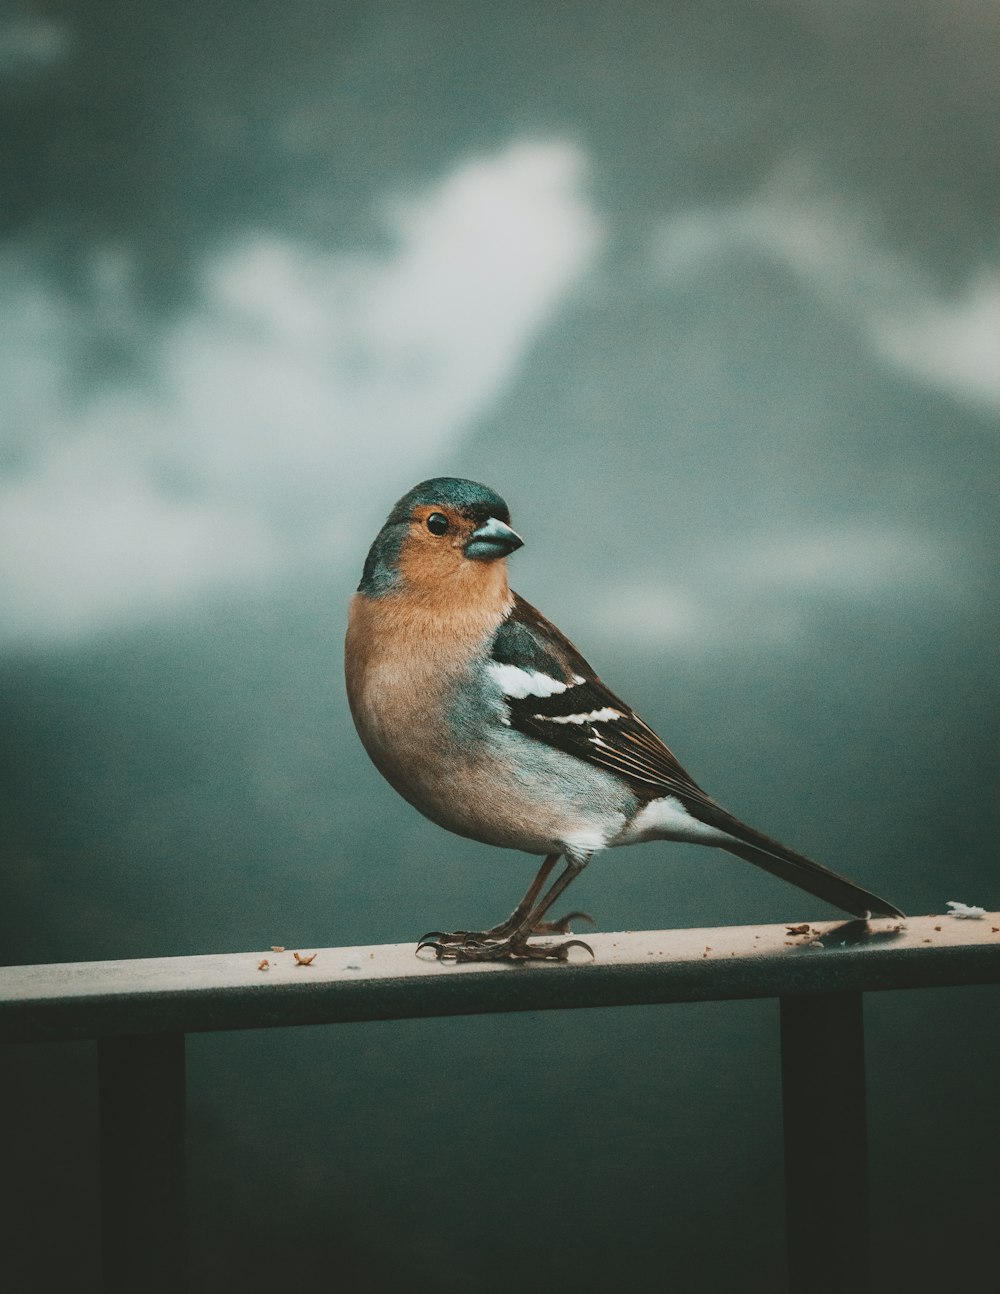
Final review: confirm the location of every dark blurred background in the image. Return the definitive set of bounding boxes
[1,1,997,1290]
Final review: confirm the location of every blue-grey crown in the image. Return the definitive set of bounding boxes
[386,477,511,526]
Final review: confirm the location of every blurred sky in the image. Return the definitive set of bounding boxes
[1,0,996,651]
[1,2,997,1291]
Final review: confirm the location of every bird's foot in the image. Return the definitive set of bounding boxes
[417,906,593,960]
[416,927,594,964]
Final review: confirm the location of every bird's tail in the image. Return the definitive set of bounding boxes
[714,816,903,919]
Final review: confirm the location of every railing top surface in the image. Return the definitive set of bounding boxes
[2,912,998,1044]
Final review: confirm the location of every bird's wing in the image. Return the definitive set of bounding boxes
[489,594,721,814]
[489,596,904,920]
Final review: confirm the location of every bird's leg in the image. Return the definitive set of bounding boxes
[418,854,560,951]
[487,855,593,940]
[503,858,592,957]
[418,855,594,962]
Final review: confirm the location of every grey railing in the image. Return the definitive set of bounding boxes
[3,912,999,1294]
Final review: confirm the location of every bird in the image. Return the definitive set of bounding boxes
[345,477,904,961]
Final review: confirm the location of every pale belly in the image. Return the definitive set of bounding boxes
[347,655,634,860]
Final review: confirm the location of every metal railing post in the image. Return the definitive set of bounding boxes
[780,991,868,1294]
[98,1032,186,1294]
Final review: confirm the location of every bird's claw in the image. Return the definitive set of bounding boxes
[530,910,594,936]
[415,931,594,964]
[530,938,594,962]
[416,908,594,956]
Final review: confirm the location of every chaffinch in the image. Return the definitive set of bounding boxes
[345,477,903,961]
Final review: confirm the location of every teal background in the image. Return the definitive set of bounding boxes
[2,2,997,1289]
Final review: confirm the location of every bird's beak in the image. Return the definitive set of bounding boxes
[464,517,524,561]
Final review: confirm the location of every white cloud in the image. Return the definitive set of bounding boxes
[0,140,602,646]
[716,524,952,595]
[655,163,1000,413]
[875,270,1000,411]
[0,434,282,637]
[591,523,955,650]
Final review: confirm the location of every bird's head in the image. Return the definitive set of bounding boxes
[358,478,523,600]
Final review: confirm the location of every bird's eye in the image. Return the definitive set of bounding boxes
[426,512,450,536]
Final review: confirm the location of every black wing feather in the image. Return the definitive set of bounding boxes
[490,596,904,919]
[493,595,721,811]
